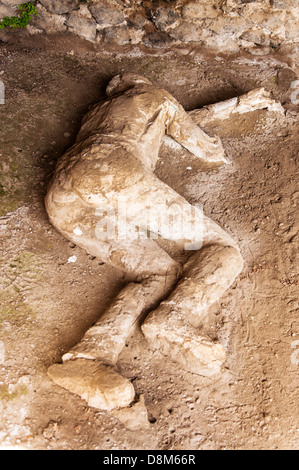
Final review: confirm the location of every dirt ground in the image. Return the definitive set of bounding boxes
[0,29,298,450]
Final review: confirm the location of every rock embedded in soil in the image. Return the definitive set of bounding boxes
[0,4,15,17]
[65,12,97,42]
[112,395,150,430]
[38,0,80,15]
[47,359,135,411]
[89,1,125,28]
[20,0,297,65]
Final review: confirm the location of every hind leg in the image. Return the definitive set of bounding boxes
[142,244,243,377]
[141,207,243,377]
[47,202,180,410]
[61,237,180,366]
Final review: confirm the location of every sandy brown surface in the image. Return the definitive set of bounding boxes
[0,30,298,450]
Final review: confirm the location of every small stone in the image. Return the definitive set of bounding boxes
[143,31,173,48]
[240,29,270,46]
[204,34,240,53]
[112,395,150,430]
[77,4,93,19]
[247,46,272,56]
[0,5,15,17]
[27,25,43,35]
[270,0,296,9]
[43,420,59,440]
[127,12,151,30]
[33,5,67,33]
[89,1,125,27]
[48,359,135,411]
[150,7,180,31]
[169,23,204,43]
[182,1,220,21]
[100,25,131,46]
[39,0,80,15]
[66,14,97,42]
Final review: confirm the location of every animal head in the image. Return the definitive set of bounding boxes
[106,73,152,96]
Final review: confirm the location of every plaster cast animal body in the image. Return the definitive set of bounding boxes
[46,74,244,410]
